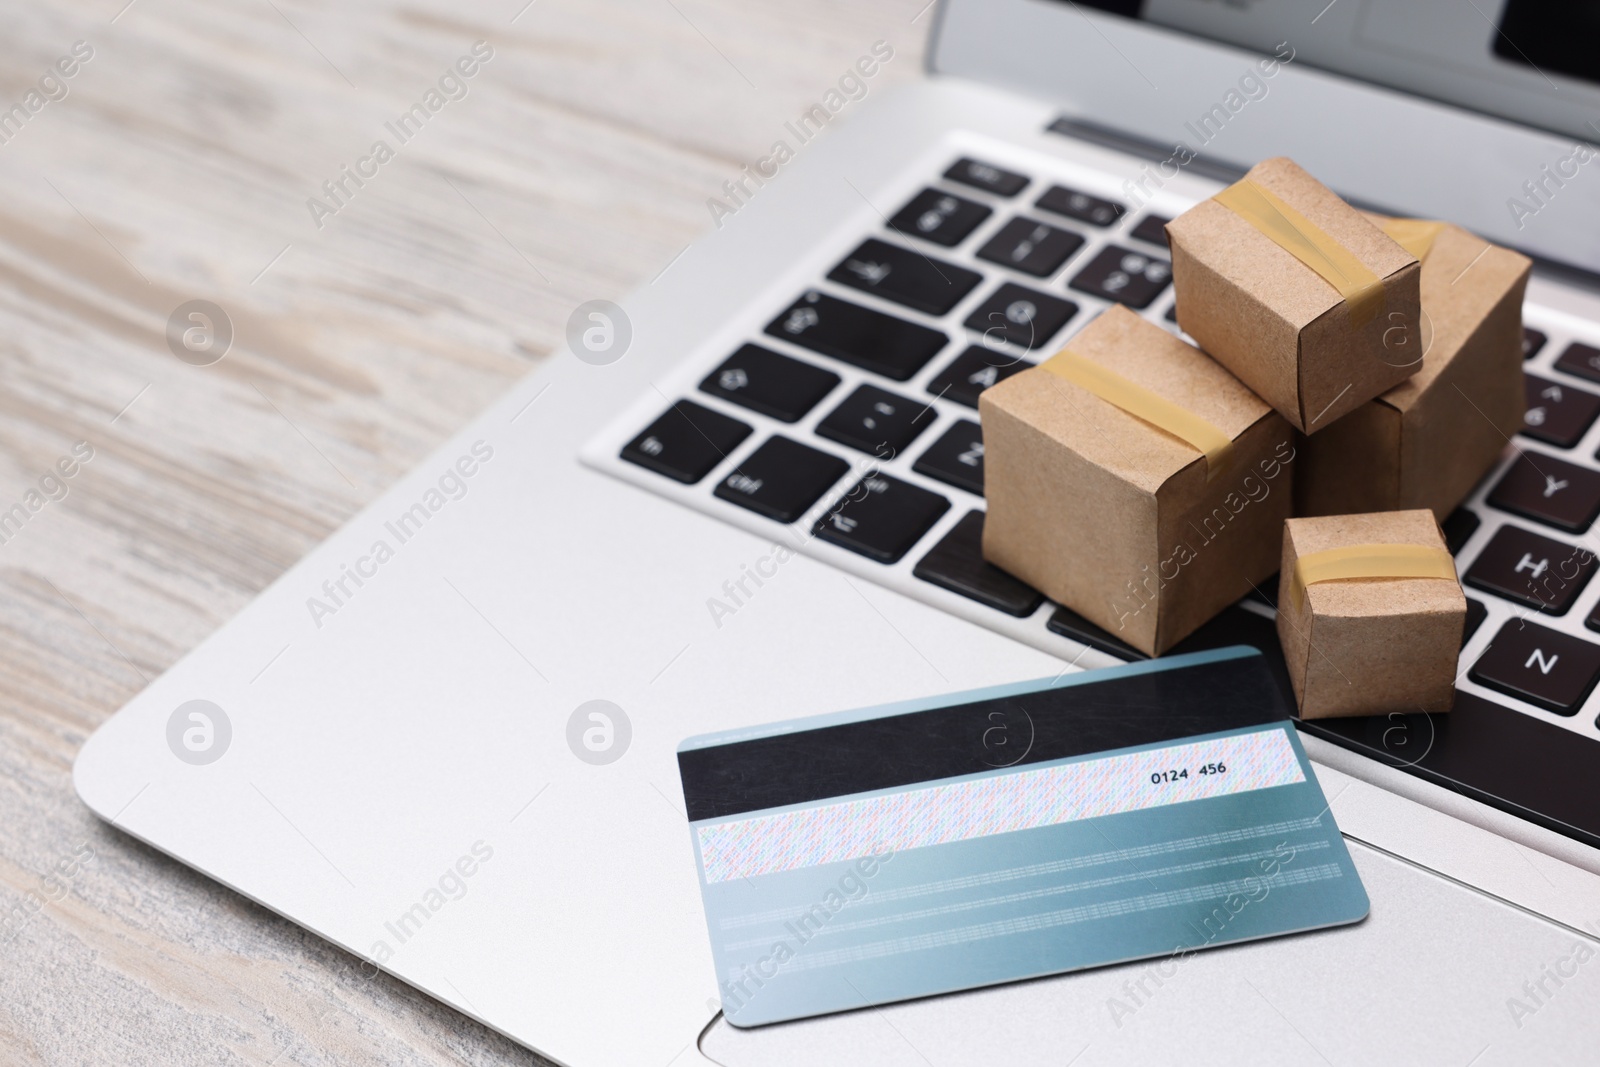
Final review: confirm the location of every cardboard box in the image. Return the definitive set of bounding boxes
[981,305,1295,656]
[1276,510,1465,719]
[1167,158,1422,433]
[1295,218,1530,519]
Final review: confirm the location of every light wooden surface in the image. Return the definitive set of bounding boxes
[0,2,928,1062]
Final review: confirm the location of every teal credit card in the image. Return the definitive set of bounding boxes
[677,647,1369,1027]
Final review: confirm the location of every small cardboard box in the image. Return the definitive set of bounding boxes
[1296,218,1530,520]
[1276,510,1465,719]
[1167,158,1422,433]
[981,305,1295,656]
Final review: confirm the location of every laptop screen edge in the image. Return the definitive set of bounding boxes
[928,0,1600,275]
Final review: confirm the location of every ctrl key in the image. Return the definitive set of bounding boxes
[1469,620,1600,715]
[621,400,751,484]
[714,436,849,523]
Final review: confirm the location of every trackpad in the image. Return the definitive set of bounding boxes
[701,839,1599,1065]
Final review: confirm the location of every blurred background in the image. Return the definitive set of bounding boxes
[0,1,928,1062]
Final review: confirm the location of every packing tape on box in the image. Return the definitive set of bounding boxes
[1214,178,1385,326]
[1380,218,1446,262]
[1042,349,1232,480]
[1289,543,1458,610]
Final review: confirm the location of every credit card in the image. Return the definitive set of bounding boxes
[677,646,1369,1027]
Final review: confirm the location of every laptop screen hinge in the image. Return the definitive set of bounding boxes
[1045,116,1248,185]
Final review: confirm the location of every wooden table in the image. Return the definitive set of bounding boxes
[0,2,928,1061]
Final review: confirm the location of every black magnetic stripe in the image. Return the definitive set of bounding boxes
[678,653,1288,823]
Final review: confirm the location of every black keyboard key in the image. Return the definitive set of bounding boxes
[699,345,839,423]
[1164,302,1180,324]
[765,291,947,381]
[1523,328,1547,360]
[926,345,1035,409]
[1463,525,1596,613]
[944,158,1029,198]
[1523,374,1600,448]
[1302,688,1600,853]
[814,473,949,564]
[913,510,1043,617]
[827,238,982,316]
[621,400,750,484]
[1129,214,1171,248]
[1555,341,1600,384]
[1442,508,1481,554]
[1068,245,1173,310]
[816,384,935,458]
[888,188,992,248]
[1469,620,1600,715]
[913,419,985,495]
[1036,185,1125,227]
[963,283,1077,350]
[1487,452,1600,532]
[1464,599,1488,645]
[1046,605,1146,660]
[713,435,848,523]
[975,218,1085,278]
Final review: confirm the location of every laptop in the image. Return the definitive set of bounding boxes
[74,2,1600,1064]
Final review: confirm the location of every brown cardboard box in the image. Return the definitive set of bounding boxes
[1276,510,1465,719]
[1167,158,1422,433]
[981,305,1295,656]
[1296,218,1530,520]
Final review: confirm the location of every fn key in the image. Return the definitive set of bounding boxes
[814,473,950,564]
[621,400,750,484]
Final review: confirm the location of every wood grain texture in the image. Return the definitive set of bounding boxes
[0,1,928,1062]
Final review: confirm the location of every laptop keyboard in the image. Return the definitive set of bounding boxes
[583,140,1600,851]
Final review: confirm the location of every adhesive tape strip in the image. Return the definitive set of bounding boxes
[1289,542,1458,610]
[1214,178,1385,327]
[1042,349,1233,481]
[1380,218,1446,262]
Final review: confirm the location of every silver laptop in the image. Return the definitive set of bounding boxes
[75,2,1600,1064]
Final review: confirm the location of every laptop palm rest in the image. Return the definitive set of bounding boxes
[701,838,1594,1065]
